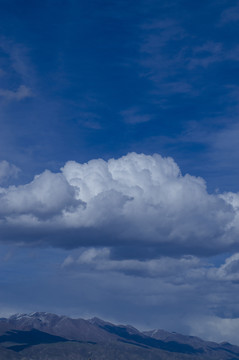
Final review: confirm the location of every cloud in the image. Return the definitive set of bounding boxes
[0,152,239,255]
[0,85,33,101]
[0,161,20,184]
[158,81,192,94]
[139,19,187,84]
[62,247,239,292]
[188,42,223,69]
[220,3,239,24]
[141,19,185,51]
[120,108,152,124]
[0,38,34,84]
[62,247,202,281]
[208,123,239,167]
[187,316,239,344]
[77,112,102,129]
[0,170,81,219]
[208,253,239,282]
[138,14,239,100]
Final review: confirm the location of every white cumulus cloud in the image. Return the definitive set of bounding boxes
[0,170,81,219]
[0,152,239,255]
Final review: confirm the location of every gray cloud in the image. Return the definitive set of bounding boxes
[62,247,202,280]
[0,161,20,184]
[186,316,239,344]
[62,246,239,286]
[59,247,239,343]
[208,253,239,282]
[1,241,239,344]
[0,170,81,219]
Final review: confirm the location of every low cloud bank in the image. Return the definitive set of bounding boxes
[0,153,239,256]
[187,316,239,344]
[62,247,202,280]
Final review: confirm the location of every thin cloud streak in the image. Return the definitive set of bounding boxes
[0,85,33,101]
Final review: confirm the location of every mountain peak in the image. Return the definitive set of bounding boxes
[9,312,63,322]
[88,316,112,327]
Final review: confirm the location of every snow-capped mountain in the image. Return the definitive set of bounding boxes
[0,312,239,360]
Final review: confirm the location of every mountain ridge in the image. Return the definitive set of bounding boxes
[0,312,238,360]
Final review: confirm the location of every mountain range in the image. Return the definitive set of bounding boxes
[0,312,238,359]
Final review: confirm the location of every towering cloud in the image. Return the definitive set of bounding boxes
[0,153,238,256]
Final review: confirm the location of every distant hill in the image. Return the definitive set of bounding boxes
[0,312,238,359]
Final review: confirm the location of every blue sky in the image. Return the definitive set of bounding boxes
[1,0,239,344]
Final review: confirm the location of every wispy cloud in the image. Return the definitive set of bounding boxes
[0,85,33,101]
[77,112,102,129]
[141,19,185,51]
[153,81,193,95]
[0,38,35,84]
[188,42,223,69]
[220,3,239,24]
[138,14,239,101]
[0,38,36,104]
[120,108,152,124]
[139,19,187,84]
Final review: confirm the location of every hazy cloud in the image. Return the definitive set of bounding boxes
[58,246,239,344]
[139,19,187,84]
[0,85,33,101]
[0,161,20,184]
[77,112,102,129]
[187,316,239,344]
[120,108,152,124]
[220,3,239,24]
[189,42,223,69]
[0,38,34,84]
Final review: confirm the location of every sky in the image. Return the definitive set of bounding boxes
[1,0,239,345]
